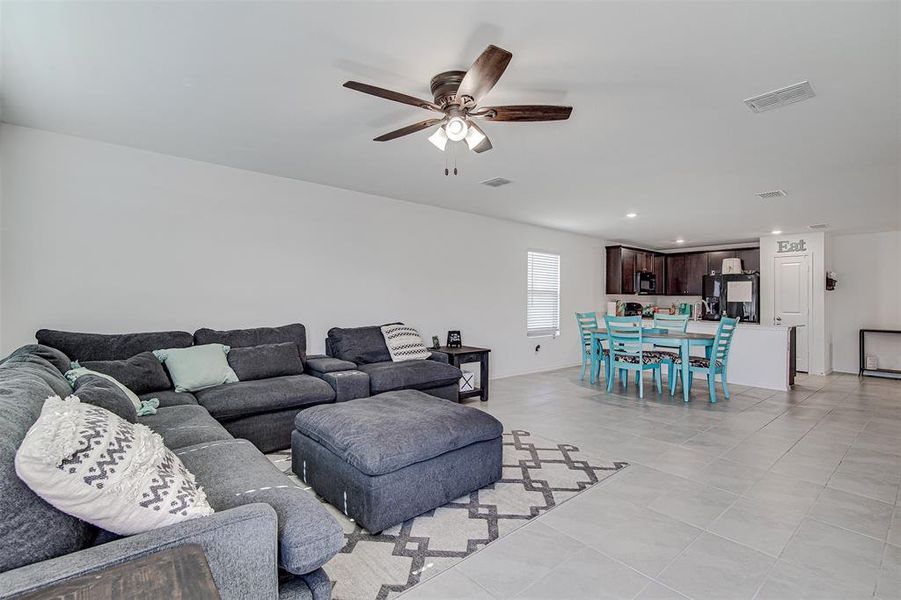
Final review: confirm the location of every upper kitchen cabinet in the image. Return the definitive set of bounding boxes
[606,245,658,295]
[665,252,707,295]
[735,248,760,273]
[705,251,735,274]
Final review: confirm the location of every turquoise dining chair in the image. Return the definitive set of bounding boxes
[575,312,607,382]
[604,315,663,399]
[652,313,689,385]
[669,316,739,403]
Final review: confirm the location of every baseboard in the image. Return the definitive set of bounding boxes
[490,362,582,381]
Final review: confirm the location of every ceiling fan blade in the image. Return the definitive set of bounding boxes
[468,122,493,153]
[480,105,573,122]
[344,81,441,112]
[373,118,444,142]
[455,45,512,105]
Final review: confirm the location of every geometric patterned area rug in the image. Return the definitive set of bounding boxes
[267,430,627,600]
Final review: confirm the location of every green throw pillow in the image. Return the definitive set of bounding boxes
[153,344,238,393]
[65,366,142,411]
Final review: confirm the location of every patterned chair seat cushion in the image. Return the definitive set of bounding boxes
[673,356,723,368]
[651,349,679,360]
[610,351,667,365]
[584,343,610,357]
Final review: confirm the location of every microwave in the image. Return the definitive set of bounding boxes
[635,271,656,295]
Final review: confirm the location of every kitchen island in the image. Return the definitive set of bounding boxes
[642,318,795,391]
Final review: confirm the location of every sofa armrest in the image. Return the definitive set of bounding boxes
[0,504,279,600]
[312,369,370,402]
[428,351,450,364]
[306,356,357,374]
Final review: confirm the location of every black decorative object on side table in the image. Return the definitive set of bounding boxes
[436,345,490,401]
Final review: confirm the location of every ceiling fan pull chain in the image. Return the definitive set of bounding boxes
[444,151,449,176]
[453,144,459,176]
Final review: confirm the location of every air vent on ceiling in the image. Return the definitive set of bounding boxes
[481,177,512,187]
[756,189,787,200]
[744,81,816,113]
[808,223,829,230]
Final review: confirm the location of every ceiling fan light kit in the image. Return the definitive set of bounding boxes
[343,44,572,173]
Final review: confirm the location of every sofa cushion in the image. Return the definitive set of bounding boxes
[15,396,214,536]
[4,344,71,375]
[153,344,238,393]
[175,439,344,575]
[140,389,198,408]
[294,390,504,476]
[35,329,193,362]
[0,358,98,573]
[193,375,335,421]
[356,360,462,394]
[72,374,138,423]
[227,343,304,381]
[2,346,74,399]
[193,323,307,358]
[326,324,399,365]
[139,405,233,449]
[380,324,431,362]
[80,351,172,395]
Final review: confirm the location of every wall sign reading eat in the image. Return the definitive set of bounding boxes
[777,239,807,253]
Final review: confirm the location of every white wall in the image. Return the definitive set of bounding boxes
[828,230,901,373]
[760,231,828,375]
[0,125,606,379]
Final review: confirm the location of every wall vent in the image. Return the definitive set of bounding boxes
[808,223,829,230]
[744,81,816,113]
[481,177,512,187]
[756,189,787,200]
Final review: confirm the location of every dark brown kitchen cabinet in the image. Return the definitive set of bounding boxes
[685,253,707,294]
[665,252,706,295]
[735,248,759,273]
[705,251,735,274]
[653,256,665,291]
[606,245,658,295]
[665,254,687,295]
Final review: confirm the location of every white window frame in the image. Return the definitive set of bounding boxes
[527,250,561,338]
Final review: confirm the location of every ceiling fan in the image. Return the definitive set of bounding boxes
[343,45,572,156]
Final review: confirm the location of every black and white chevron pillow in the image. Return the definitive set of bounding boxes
[381,324,431,362]
[15,396,213,535]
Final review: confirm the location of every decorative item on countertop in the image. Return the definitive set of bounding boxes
[459,370,475,392]
[616,299,625,316]
[446,330,462,348]
[607,301,618,316]
[642,305,656,318]
[826,271,838,291]
[431,335,441,350]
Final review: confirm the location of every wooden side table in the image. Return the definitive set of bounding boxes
[435,345,490,402]
[19,544,220,600]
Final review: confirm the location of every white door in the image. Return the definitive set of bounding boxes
[774,255,810,372]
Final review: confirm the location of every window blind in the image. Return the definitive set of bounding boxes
[527,251,560,337]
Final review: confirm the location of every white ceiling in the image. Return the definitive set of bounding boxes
[3,1,899,248]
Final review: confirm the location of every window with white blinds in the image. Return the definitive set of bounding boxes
[527,251,561,338]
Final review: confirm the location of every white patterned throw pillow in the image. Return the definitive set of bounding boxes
[15,396,213,535]
[381,324,431,362]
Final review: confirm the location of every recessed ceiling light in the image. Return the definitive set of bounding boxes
[675,239,685,244]
[626,213,638,218]
[771,229,783,235]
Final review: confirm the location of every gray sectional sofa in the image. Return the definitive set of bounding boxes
[1,322,463,599]
[326,325,462,401]
[0,343,344,600]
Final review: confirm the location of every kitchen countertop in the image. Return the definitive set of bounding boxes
[639,318,791,332]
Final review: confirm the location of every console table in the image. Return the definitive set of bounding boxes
[859,328,901,379]
[19,544,219,600]
[435,345,490,402]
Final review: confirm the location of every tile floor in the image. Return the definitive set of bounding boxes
[400,368,901,600]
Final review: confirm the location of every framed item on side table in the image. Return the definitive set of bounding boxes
[446,330,462,348]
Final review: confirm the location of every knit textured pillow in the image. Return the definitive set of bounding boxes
[15,396,213,535]
[380,324,431,362]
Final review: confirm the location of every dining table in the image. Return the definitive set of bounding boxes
[587,327,716,402]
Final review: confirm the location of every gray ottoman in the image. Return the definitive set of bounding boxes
[291,389,503,533]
